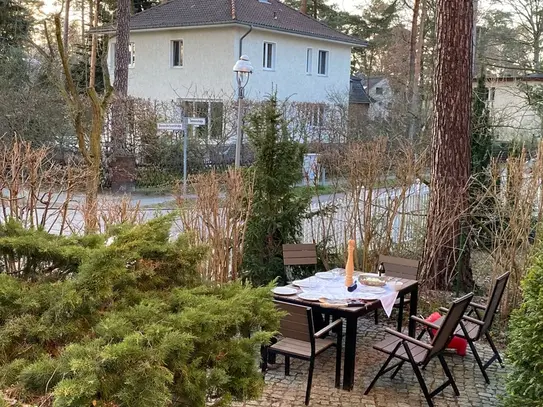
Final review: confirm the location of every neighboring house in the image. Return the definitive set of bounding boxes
[98,0,365,109]
[363,75,393,119]
[348,75,372,131]
[484,74,543,141]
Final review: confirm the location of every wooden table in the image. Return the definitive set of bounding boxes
[273,277,419,391]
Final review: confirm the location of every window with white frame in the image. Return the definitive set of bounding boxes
[129,42,135,67]
[263,42,276,70]
[317,50,328,75]
[171,40,184,67]
[306,48,312,74]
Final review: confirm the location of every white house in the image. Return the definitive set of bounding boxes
[363,76,393,120]
[100,0,366,106]
[484,74,543,142]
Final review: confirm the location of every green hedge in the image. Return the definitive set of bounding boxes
[0,216,279,406]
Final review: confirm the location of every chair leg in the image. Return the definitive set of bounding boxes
[485,332,504,368]
[364,342,402,395]
[467,337,490,384]
[374,309,379,325]
[438,354,459,396]
[261,347,268,373]
[305,358,315,405]
[404,343,433,407]
[285,355,290,376]
[390,361,405,379]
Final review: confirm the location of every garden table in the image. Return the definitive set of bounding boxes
[273,274,419,391]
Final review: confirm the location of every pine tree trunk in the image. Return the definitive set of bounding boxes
[422,0,474,290]
[110,0,135,192]
[406,0,420,143]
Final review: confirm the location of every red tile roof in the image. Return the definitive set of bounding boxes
[94,0,366,46]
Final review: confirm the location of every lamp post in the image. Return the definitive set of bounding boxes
[233,55,253,168]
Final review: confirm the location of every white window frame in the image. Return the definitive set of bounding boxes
[306,48,313,75]
[170,39,184,68]
[128,42,136,68]
[263,41,276,70]
[317,49,329,76]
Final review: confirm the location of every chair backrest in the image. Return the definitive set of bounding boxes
[273,300,314,345]
[283,244,317,267]
[378,255,419,280]
[426,293,474,361]
[480,271,510,335]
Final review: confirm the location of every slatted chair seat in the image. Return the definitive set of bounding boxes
[270,337,335,358]
[263,301,343,405]
[373,336,428,364]
[432,316,480,340]
[365,293,474,407]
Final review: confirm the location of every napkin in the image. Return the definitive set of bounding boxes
[379,290,399,317]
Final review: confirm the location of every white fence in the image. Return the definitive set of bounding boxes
[301,181,430,250]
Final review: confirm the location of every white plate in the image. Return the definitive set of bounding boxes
[272,287,297,296]
[298,292,321,301]
[292,277,318,288]
[359,287,386,295]
[315,271,335,280]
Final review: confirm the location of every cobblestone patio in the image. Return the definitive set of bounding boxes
[235,316,507,407]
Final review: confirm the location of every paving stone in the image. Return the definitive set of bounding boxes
[233,315,507,407]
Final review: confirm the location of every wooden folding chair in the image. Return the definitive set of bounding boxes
[365,293,474,407]
[431,271,510,383]
[374,255,419,326]
[263,301,342,405]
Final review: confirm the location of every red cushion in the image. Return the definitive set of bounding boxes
[424,312,468,357]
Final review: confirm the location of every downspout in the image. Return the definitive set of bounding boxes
[239,25,253,58]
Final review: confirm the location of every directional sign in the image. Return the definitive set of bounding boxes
[157,122,184,131]
[187,117,206,126]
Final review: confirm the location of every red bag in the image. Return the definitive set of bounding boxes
[425,312,467,357]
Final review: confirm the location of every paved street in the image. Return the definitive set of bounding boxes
[234,316,506,407]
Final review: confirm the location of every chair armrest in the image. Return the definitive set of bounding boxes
[439,307,449,313]
[462,315,484,326]
[315,319,342,338]
[470,302,486,310]
[410,315,440,330]
[384,328,433,350]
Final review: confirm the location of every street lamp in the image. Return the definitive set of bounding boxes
[233,55,253,168]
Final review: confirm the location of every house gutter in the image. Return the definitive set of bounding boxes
[239,25,253,58]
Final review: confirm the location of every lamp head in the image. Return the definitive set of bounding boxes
[233,55,254,74]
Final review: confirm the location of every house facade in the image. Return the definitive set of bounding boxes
[102,0,366,105]
[485,75,543,142]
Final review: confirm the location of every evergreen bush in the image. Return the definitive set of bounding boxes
[504,247,543,406]
[0,216,280,406]
[242,94,311,286]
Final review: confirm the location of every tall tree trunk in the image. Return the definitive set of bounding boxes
[406,0,420,143]
[312,0,317,19]
[422,0,474,290]
[110,0,135,192]
[63,0,70,51]
[411,0,427,139]
[300,0,307,14]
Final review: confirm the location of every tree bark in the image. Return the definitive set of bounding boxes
[300,0,307,14]
[63,0,70,51]
[422,0,474,290]
[110,0,135,192]
[406,0,420,143]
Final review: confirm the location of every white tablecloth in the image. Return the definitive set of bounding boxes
[295,274,399,317]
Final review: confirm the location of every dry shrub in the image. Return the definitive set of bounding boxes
[0,138,87,234]
[175,169,254,282]
[306,139,427,271]
[471,147,543,315]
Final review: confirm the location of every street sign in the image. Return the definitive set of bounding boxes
[187,117,206,126]
[157,122,184,131]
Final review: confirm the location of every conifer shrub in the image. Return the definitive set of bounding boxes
[242,94,311,286]
[0,216,280,406]
[504,246,543,406]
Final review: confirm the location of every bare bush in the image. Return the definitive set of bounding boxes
[175,169,254,282]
